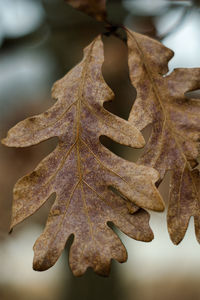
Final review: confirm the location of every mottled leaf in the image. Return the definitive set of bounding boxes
[127,29,200,244]
[65,0,106,21]
[2,36,164,276]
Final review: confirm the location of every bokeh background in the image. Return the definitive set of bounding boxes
[0,0,200,299]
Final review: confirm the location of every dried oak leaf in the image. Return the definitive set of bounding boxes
[65,0,106,21]
[2,36,164,276]
[127,28,200,245]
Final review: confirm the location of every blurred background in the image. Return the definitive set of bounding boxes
[0,0,200,299]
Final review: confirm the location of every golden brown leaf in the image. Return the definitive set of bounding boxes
[2,36,164,276]
[65,0,106,21]
[127,28,200,244]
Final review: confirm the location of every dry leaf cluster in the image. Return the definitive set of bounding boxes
[2,0,200,276]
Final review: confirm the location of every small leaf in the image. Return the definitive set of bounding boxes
[2,36,164,276]
[65,0,106,21]
[127,28,200,244]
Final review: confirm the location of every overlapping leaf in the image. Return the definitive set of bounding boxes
[127,29,200,244]
[65,0,106,21]
[2,36,164,276]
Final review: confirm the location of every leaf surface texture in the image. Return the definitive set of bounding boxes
[2,36,164,276]
[127,29,200,244]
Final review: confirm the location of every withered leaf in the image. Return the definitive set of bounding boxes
[127,29,200,245]
[65,0,106,21]
[2,36,164,276]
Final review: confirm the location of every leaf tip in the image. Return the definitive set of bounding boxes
[1,137,8,146]
[9,228,13,235]
[1,134,20,148]
[168,222,185,245]
[170,235,182,246]
[9,220,18,233]
[145,223,154,242]
[33,257,50,272]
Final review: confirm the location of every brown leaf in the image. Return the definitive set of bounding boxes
[127,28,200,244]
[2,36,164,276]
[65,0,106,21]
